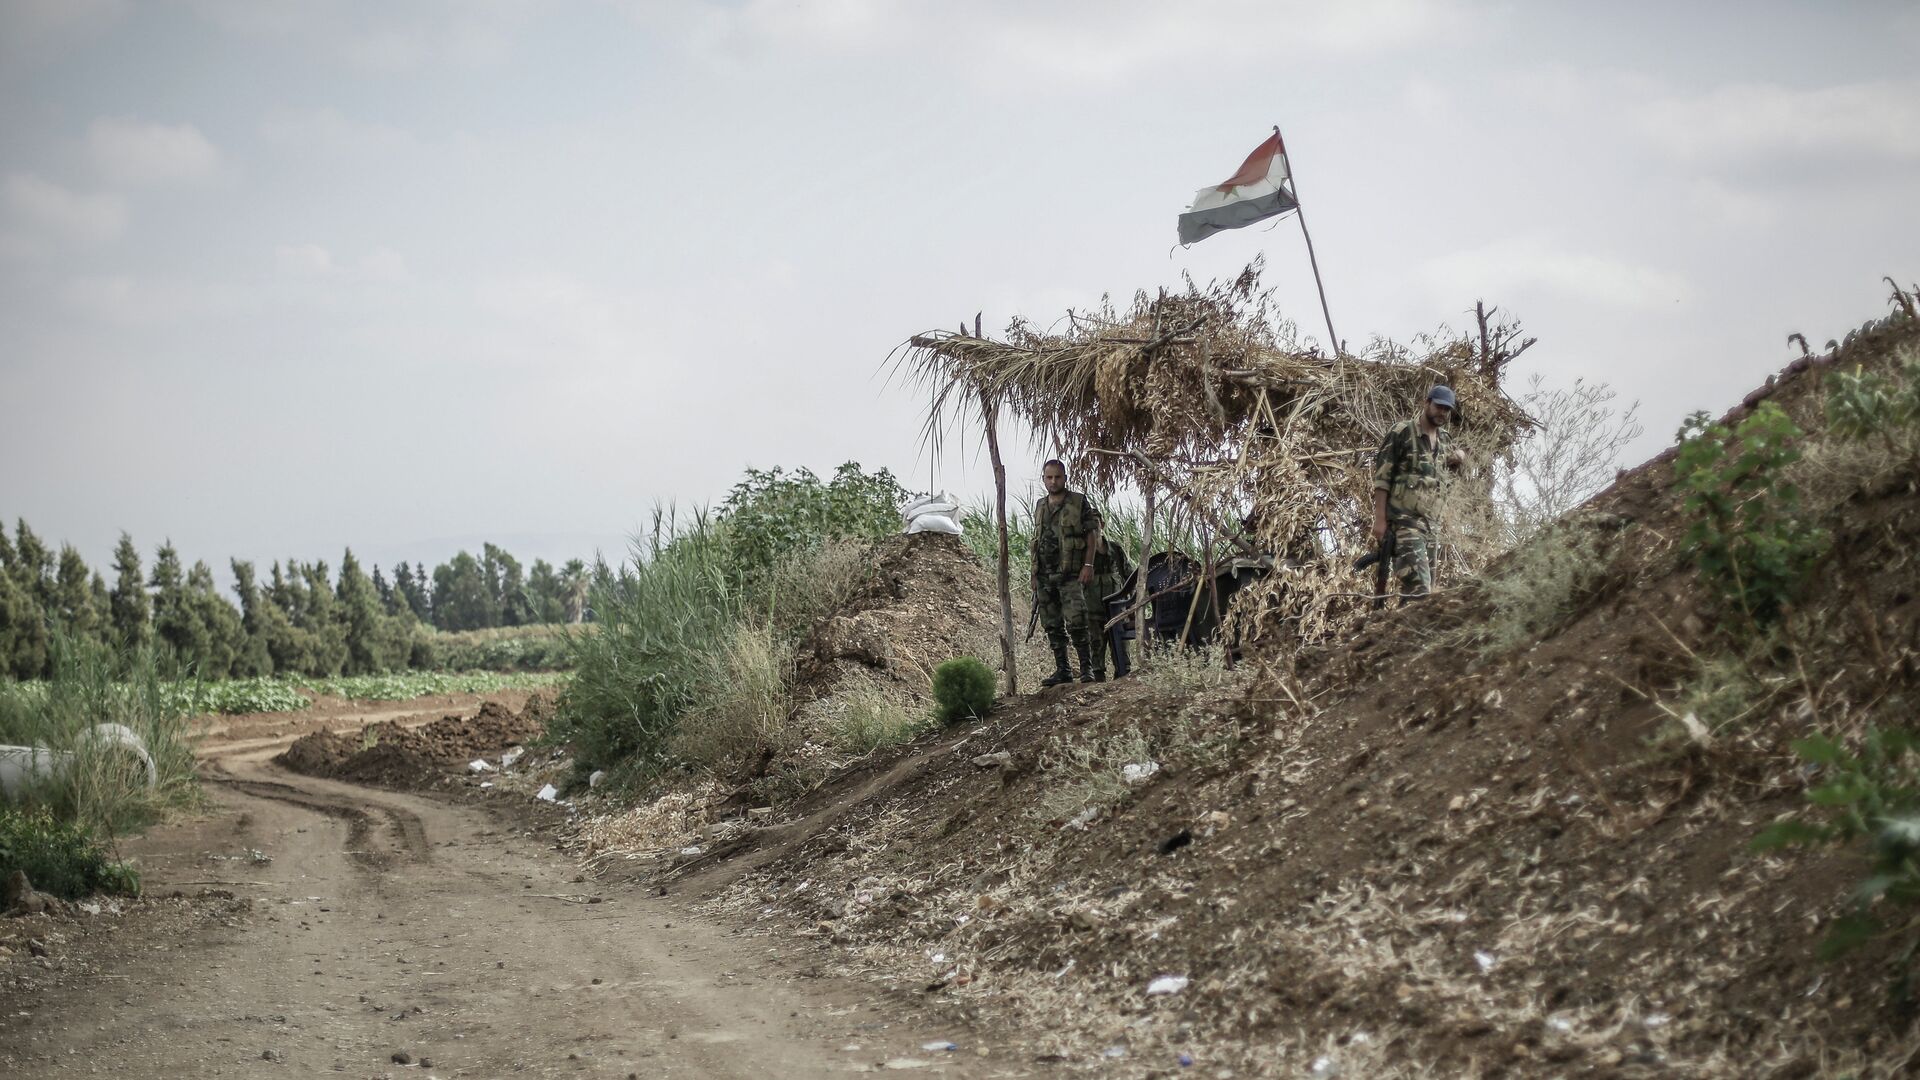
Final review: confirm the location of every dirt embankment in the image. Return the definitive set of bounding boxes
[591,309,1920,1076]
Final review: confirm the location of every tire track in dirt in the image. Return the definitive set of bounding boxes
[0,694,1021,1078]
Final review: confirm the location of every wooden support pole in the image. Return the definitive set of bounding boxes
[979,384,1018,696]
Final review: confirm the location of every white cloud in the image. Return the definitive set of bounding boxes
[358,248,411,283]
[0,0,128,69]
[259,107,422,157]
[1639,80,1920,167]
[274,243,413,284]
[187,0,529,70]
[60,274,239,324]
[1422,235,1693,311]
[2,173,126,250]
[633,0,1469,84]
[87,117,224,186]
[275,243,335,275]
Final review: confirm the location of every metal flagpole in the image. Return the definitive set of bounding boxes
[1275,125,1341,366]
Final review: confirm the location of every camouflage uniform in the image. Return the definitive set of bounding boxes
[1032,490,1106,678]
[1372,418,1451,597]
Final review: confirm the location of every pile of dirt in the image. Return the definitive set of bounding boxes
[277,697,549,789]
[791,531,1042,709]
[657,305,1920,1075]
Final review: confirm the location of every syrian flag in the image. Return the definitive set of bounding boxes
[1177,129,1298,246]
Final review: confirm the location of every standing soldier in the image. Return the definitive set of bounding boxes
[1371,385,1466,601]
[1031,459,1108,686]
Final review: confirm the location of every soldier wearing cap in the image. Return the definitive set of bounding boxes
[1030,458,1108,686]
[1371,385,1466,599]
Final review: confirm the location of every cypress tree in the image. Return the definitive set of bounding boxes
[229,559,275,677]
[53,545,102,642]
[336,549,389,674]
[149,541,192,670]
[0,567,47,678]
[109,533,150,648]
[185,560,245,677]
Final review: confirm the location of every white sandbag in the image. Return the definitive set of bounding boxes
[907,513,963,535]
[903,492,961,522]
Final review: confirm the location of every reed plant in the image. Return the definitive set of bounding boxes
[0,630,199,837]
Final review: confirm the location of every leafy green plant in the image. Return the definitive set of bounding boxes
[719,462,910,583]
[931,657,997,724]
[1755,729,1920,964]
[1826,357,1920,444]
[1673,402,1828,628]
[0,806,140,900]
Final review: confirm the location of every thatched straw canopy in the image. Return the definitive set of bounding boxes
[895,261,1536,644]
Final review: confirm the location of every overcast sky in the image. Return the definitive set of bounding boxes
[3,0,1917,579]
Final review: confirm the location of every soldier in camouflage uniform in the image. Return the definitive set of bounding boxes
[1030,459,1108,686]
[1371,385,1466,600]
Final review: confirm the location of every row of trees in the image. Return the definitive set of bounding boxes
[0,521,590,681]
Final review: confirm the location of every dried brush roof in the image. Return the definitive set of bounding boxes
[894,259,1537,644]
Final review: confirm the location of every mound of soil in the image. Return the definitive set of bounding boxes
[792,531,1039,708]
[677,309,1920,1074]
[277,699,547,789]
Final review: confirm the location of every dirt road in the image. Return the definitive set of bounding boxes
[0,700,1010,1078]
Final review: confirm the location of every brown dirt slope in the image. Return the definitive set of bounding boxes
[792,531,1037,709]
[676,306,1920,1076]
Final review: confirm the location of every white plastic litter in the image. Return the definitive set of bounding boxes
[467,759,494,773]
[1145,975,1189,996]
[1063,806,1100,830]
[0,722,156,800]
[500,746,526,768]
[1121,761,1160,785]
[536,784,559,802]
[478,781,494,789]
[1473,950,1497,972]
[920,1041,958,1052]
[1310,1055,1341,1078]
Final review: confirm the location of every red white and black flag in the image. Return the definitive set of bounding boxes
[1177,129,1298,246]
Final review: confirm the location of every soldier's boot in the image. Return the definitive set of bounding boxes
[1040,643,1076,688]
[1076,642,1103,683]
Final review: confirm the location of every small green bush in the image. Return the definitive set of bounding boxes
[1674,402,1828,629]
[931,657,997,725]
[0,807,140,900]
[1755,728,1920,966]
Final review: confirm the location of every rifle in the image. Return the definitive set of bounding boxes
[1024,597,1041,642]
[1370,525,1397,610]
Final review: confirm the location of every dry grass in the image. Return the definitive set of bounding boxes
[813,679,931,756]
[1464,515,1615,656]
[667,624,795,774]
[763,537,879,642]
[571,781,719,870]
